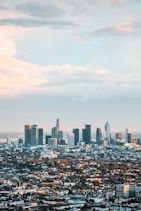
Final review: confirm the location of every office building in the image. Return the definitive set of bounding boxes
[105,121,110,145]
[116,132,122,140]
[56,118,61,131]
[129,185,136,198]
[48,138,57,146]
[25,125,32,147]
[38,128,43,145]
[31,125,38,146]
[58,130,63,139]
[82,124,91,145]
[116,184,130,198]
[136,138,141,145]
[52,127,57,138]
[125,128,131,142]
[51,118,63,140]
[127,133,133,144]
[25,125,38,147]
[45,135,52,145]
[18,138,23,144]
[73,128,79,146]
[67,133,75,146]
[96,128,102,145]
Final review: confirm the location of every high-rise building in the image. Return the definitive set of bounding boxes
[56,118,61,131]
[125,128,131,142]
[31,125,38,146]
[38,128,43,145]
[127,133,133,144]
[67,133,75,146]
[73,128,79,146]
[52,127,57,138]
[82,128,87,143]
[136,138,141,145]
[51,118,63,140]
[105,121,110,145]
[25,125,38,147]
[116,132,122,140]
[18,138,23,144]
[58,131,63,139]
[25,125,32,147]
[45,135,52,145]
[96,128,102,145]
[82,124,91,145]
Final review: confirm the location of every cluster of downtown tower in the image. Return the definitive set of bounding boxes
[24,119,133,147]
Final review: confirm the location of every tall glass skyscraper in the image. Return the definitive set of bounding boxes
[38,128,43,145]
[96,127,102,145]
[105,121,110,145]
[73,128,79,146]
[56,118,61,131]
[25,125,39,147]
[51,118,63,140]
[82,124,91,145]
[25,125,32,147]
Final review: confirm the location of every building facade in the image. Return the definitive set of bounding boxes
[73,128,79,146]
[38,128,43,145]
[25,125,39,147]
[105,121,110,145]
[67,133,75,146]
[82,124,91,145]
[96,128,102,145]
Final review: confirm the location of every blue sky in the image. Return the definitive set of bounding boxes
[0,0,141,133]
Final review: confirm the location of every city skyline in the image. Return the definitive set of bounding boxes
[0,0,141,132]
[23,120,138,147]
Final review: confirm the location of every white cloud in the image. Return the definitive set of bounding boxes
[0,56,46,96]
[0,1,140,99]
[94,69,111,75]
[0,38,16,56]
[0,55,88,97]
[1,52,141,98]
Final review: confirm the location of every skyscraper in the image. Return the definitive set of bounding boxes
[105,121,110,145]
[38,128,43,145]
[58,131,63,139]
[52,118,63,140]
[125,128,131,142]
[56,118,61,131]
[82,124,91,145]
[127,133,133,144]
[45,135,52,145]
[67,133,75,146]
[31,125,38,146]
[25,125,32,147]
[96,127,102,145]
[52,127,57,138]
[73,128,79,146]
[25,125,38,147]
[116,132,122,140]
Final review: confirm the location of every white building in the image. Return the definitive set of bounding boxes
[67,133,75,146]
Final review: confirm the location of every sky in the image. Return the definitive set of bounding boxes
[0,0,141,133]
